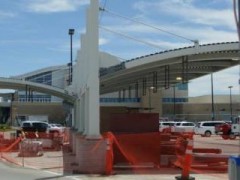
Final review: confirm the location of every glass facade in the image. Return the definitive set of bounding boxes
[177,83,188,90]
[26,72,52,85]
[162,97,188,103]
[18,71,52,102]
[18,94,51,102]
[100,97,140,103]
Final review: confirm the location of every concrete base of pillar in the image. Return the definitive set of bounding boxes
[64,130,107,174]
[75,136,107,174]
[70,130,78,155]
[18,139,43,157]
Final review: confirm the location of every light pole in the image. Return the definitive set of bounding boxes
[211,73,215,120]
[149,86,155,112]
[228,86,233,121]
[68,29,74,84]
[173,85,176,118]
[10,93,13,126]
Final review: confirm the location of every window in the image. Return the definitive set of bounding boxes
[202,123,212,126]
[26,72,52,85]
[22,122,31,127]
[202,122,223,127]
[183,123,195,126]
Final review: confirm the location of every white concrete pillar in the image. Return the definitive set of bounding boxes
[71,106,75,128]
[84,0,100,138]
[73,0,100,138]
[77,98,83,133]
[76,99,83,132]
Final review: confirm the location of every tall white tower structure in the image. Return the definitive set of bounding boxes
[73,0,100,138]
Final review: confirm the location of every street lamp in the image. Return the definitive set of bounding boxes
[149,86,155,112]
[228,86,233,121]
[211,73,215,120]
[68,29,75,84]
[173,85,176,118]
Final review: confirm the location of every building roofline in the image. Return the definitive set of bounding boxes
[11,64,68,79]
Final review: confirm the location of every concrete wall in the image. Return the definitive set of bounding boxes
[140,90,162,115]
[189,95,240,104]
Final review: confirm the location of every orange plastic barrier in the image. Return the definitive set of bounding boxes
[175,134,195,180]
[0,137,21,152]
[113,132,162,166]
[103,132,114,175]
[0,132,4,139]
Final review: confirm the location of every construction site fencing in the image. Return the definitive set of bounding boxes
[0,129,238,178]
[0,129,70,173]
[103,132,229,173]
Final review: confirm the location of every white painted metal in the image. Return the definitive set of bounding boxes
[125,42,240,69]
[73,0,100,138]
[0,77,75,103]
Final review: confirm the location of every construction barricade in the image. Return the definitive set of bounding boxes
[0,129,233,177]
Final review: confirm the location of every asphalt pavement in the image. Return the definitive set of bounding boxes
[0,159,229,180]
[0,161,76,180]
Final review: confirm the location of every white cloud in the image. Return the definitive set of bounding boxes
[99,0,237,54]
[48,39,80,53]
[133,0,235,30]
[99,38,109,45]
[100,22,237,52]
[26,0,89,13]
[160,25,238,44]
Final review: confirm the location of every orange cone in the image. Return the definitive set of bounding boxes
[175,134,195,180]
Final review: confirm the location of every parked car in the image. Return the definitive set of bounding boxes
[48,123,65,134]
[16,121,49,136]
[171,121,195,133]
[159,121,175,132]
[194,121,226,137]
[21,121,49,132]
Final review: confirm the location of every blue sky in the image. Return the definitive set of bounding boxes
[0,0,239,96]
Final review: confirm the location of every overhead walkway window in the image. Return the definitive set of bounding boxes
[162,98,188,103]
[100,97,140,103]
[19,94,51,102]
[25,72,52,85]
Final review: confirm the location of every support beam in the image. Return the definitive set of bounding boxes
[182,56,189,84]
[142,77,147,95]
[135,82,139,98]
[211,73,215,120]
[164,65,170,89]
[153,71,157,93]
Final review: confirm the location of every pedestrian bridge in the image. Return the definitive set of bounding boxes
[0,77,75,103]
[0,41,239,104]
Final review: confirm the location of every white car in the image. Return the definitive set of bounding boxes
[159,121,175,132]
[171,121,195,133]
[48,123,65,134]
[194,121,226,137]
[20,121,49,132]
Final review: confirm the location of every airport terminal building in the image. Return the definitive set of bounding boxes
[0,55,239,125]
